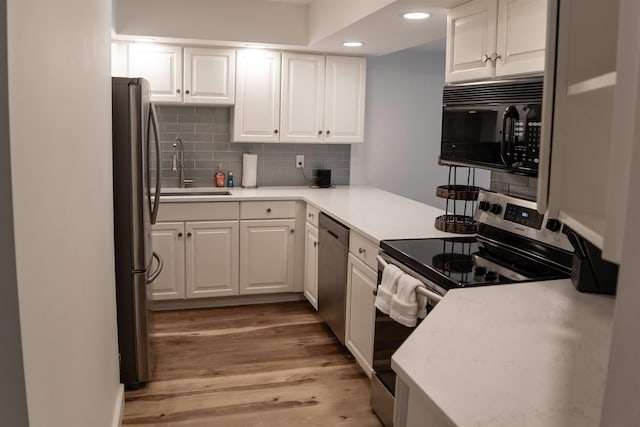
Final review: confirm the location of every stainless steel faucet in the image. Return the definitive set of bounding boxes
[172,136,193,188]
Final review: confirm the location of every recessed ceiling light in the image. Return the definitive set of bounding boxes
[343,41,364,47]
[246,44,267,49]
[403,12,430,20]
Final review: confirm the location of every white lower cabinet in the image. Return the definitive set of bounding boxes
[150,222,186,300]
[240,219,296,294]
[151,220,239,300]
[304,222,319,309]
[345,253,377,377]
[185,221,239,298]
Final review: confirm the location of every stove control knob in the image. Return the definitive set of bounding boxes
[478,200,491,211]
[484,271,498,281]
[490,203,502,215]
[546,219,562,232]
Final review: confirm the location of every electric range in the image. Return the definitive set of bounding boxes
[370,190,574,427]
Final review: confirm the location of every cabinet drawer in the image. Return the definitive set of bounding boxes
[240,201,296,219]
[349,231,379,271]
[306,204,320,227]
[156,202,239,222]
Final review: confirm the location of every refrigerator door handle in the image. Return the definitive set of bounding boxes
[147,251,163,284]
[147,102,162,225]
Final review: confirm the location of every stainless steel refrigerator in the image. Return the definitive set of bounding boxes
[112,77,163,389]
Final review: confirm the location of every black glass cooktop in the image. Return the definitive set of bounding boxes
[380,237,569,292]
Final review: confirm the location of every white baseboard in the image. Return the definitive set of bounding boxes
[111,384,124,427]
[150,292,306,311]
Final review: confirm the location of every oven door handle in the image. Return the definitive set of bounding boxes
[376,255,443,303]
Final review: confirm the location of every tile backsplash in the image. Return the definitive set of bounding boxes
[490,171,537,201]
[156,105,351,188]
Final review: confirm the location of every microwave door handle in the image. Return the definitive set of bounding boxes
[501,106,519,166]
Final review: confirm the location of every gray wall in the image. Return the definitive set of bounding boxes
[0,0,29,424]
[157,105,351,188]
[350,47,491,209]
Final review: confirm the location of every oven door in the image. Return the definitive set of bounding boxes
[370,253,443,427]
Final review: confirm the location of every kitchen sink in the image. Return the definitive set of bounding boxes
[160,190,233,196]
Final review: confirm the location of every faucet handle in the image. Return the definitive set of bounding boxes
[171,154,178,172]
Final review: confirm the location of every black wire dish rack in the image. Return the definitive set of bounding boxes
[434,166,482,234]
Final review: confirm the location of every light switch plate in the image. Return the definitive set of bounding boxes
[296,155,304,168]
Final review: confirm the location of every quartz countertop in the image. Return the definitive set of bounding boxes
[159,185,456,243]
[391,279,615,427]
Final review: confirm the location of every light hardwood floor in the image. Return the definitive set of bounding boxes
[123,301,383,426]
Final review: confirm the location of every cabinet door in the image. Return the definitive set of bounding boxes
[185,221,239,298]
[304,223,319,310]
[324,56,366,143]
[495,0,547,77]
[240,219,295,294]
[184,48,236,105]
[151,222,185,300]
[233,50,281,142]
[345,253,377,377]
[446,0,498,83]
[280,53,326,143]
[128,43,183,103]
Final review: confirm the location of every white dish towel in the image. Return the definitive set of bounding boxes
[374,264,403,315]
[390,274,424,327]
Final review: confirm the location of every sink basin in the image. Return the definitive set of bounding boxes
[161,190,232,196]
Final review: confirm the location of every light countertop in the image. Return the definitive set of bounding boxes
[159,185,456,243]
[391,279,615,427]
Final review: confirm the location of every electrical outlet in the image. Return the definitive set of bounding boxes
[296,155,304,168]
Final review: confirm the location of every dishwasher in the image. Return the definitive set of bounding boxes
[317,212,350,345]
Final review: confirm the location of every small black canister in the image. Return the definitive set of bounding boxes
[315,169,332,188]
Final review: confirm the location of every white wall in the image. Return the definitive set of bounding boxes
[114,0,308,45]
[7,0,122,426]
[351,47,490,209]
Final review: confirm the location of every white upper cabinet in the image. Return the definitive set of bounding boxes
[128,43,183,103]
[233,49,282,142]
[446,0,547,83]
[495,0,547,77]
[446,0,498,83]
[324,56,367,143]
[280,53,326,143]
[183,48,236,105]
[234,52,366,144]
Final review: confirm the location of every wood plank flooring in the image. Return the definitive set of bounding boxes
[123,301,383,426]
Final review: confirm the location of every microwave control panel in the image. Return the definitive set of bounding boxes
[511,121,542,170]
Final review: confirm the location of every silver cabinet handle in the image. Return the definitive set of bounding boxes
[359,247,366,254]
[147,252,163,284]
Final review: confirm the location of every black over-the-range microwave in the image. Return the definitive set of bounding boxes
[440,77,544,176]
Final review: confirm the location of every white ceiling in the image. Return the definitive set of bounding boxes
[113,0,459,56]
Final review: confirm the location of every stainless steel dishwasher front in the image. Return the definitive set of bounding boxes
[317,212,350,345]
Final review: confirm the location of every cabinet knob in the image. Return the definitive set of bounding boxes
[308,213,314,218]
[314,241,318,247]
[178,232,183,238]
[185,89,190,95]
[274,129,279,134]
[266,208,272,213]
[187,232,192,237]
[318,130,323,135]
[481,54,490,63]
[290,229,295,234]
[358,247,366,254]
[176,89,181,94]
[490,52,502,62]
[326,130,331,136]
